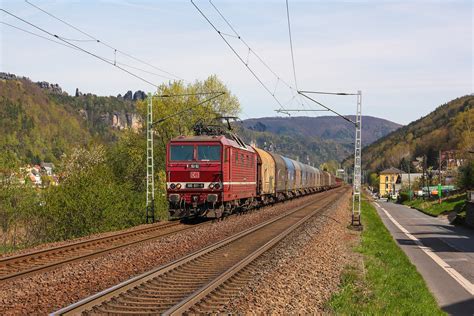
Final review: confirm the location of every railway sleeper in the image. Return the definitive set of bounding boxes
[130,288,196,297]
[145,280,206,292]
[107,299,177,307]
[150,273,213,285]
[131,289,189,298]
[96,303,168,312]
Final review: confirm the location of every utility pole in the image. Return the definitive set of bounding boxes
[408,152,411,201]
[146,92,155,224]
[422,154,427,200]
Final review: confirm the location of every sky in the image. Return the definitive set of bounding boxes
[0,0,472,125]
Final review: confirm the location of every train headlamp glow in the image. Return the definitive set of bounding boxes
[176,183,182,189]
[209,183,215,189]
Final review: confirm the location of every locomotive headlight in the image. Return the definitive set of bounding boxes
[214,183,220,190]
[209,183,215,189]
[170,183,176,189]
[176,183,182,189]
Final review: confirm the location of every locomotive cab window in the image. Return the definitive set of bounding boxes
[170,145,194,161]
[197,145,221,161]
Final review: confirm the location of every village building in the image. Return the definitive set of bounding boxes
[41,162,54,176]
[379,167,423,197]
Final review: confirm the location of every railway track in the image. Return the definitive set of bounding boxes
[0,220,202,282]
[53,187,347,315]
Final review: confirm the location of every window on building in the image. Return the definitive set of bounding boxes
[385,176,388,182]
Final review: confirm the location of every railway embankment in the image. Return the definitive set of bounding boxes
[224,187,356,313]
[0,190,339,315]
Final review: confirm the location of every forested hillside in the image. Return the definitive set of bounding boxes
[0,75,239,251]
[0,79,92,167]
[239,116,401,166]
[0,76,140,167]
[357,95,474,172]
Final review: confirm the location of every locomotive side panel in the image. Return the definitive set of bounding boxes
[224,146,257,202]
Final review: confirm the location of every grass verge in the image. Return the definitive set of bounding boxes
[328,198,444,315]
[402,193,466,217]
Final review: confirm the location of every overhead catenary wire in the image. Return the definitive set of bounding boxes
[0,21,178,81]
[298,91,356,125]
[0,21,80,51]
[24,0,185,81]
[191,0,287,111]
[1,8,161,88]
[205,0,311,114]
[208,0,295,92]
[285,0,299,91]
[1,8,224,99]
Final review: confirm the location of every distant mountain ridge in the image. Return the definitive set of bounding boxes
[242,115,402,147]
[237,115,402,167]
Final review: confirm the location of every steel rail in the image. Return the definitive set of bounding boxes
[165,189,341,315]
[0,221,194,282]
[52,187,347,315]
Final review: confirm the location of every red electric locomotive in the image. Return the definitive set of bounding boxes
[166,130,257,218]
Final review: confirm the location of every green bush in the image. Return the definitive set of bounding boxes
[457,159,474,190]
[398,191,410,203]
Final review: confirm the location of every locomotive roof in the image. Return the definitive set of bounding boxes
[170,135,255,152]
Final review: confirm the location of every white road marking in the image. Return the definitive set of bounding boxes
[375,203,474,296]
[444,258,469,262]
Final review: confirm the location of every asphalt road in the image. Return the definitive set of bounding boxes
[372,199,474,316]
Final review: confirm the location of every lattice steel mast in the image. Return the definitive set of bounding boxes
[278,90,363,227]
[146,92,155,223]
[352,91,362,226]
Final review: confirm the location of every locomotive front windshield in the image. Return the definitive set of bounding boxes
[197,145,221,161]
[170,145,194,161]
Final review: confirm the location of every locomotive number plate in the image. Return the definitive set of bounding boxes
[190,171,200,179]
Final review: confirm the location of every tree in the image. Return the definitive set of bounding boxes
[369,172,380,192]
[320,160,339,174]
[457,159,474,190]
[0,182,40,250]
[42,145,143,241]
[399,157,410,173]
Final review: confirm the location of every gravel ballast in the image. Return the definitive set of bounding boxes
[223,188,357,313]
[0,191,341,315]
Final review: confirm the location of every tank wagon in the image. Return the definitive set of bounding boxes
[166,132,340,219]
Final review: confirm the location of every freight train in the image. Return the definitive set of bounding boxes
[166,124,341,219]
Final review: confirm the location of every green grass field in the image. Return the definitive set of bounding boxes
[328,199,444,315]
[403,193,466,217]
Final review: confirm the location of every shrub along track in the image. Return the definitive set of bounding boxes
[53,187,348,315]
[0,221,201,282]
